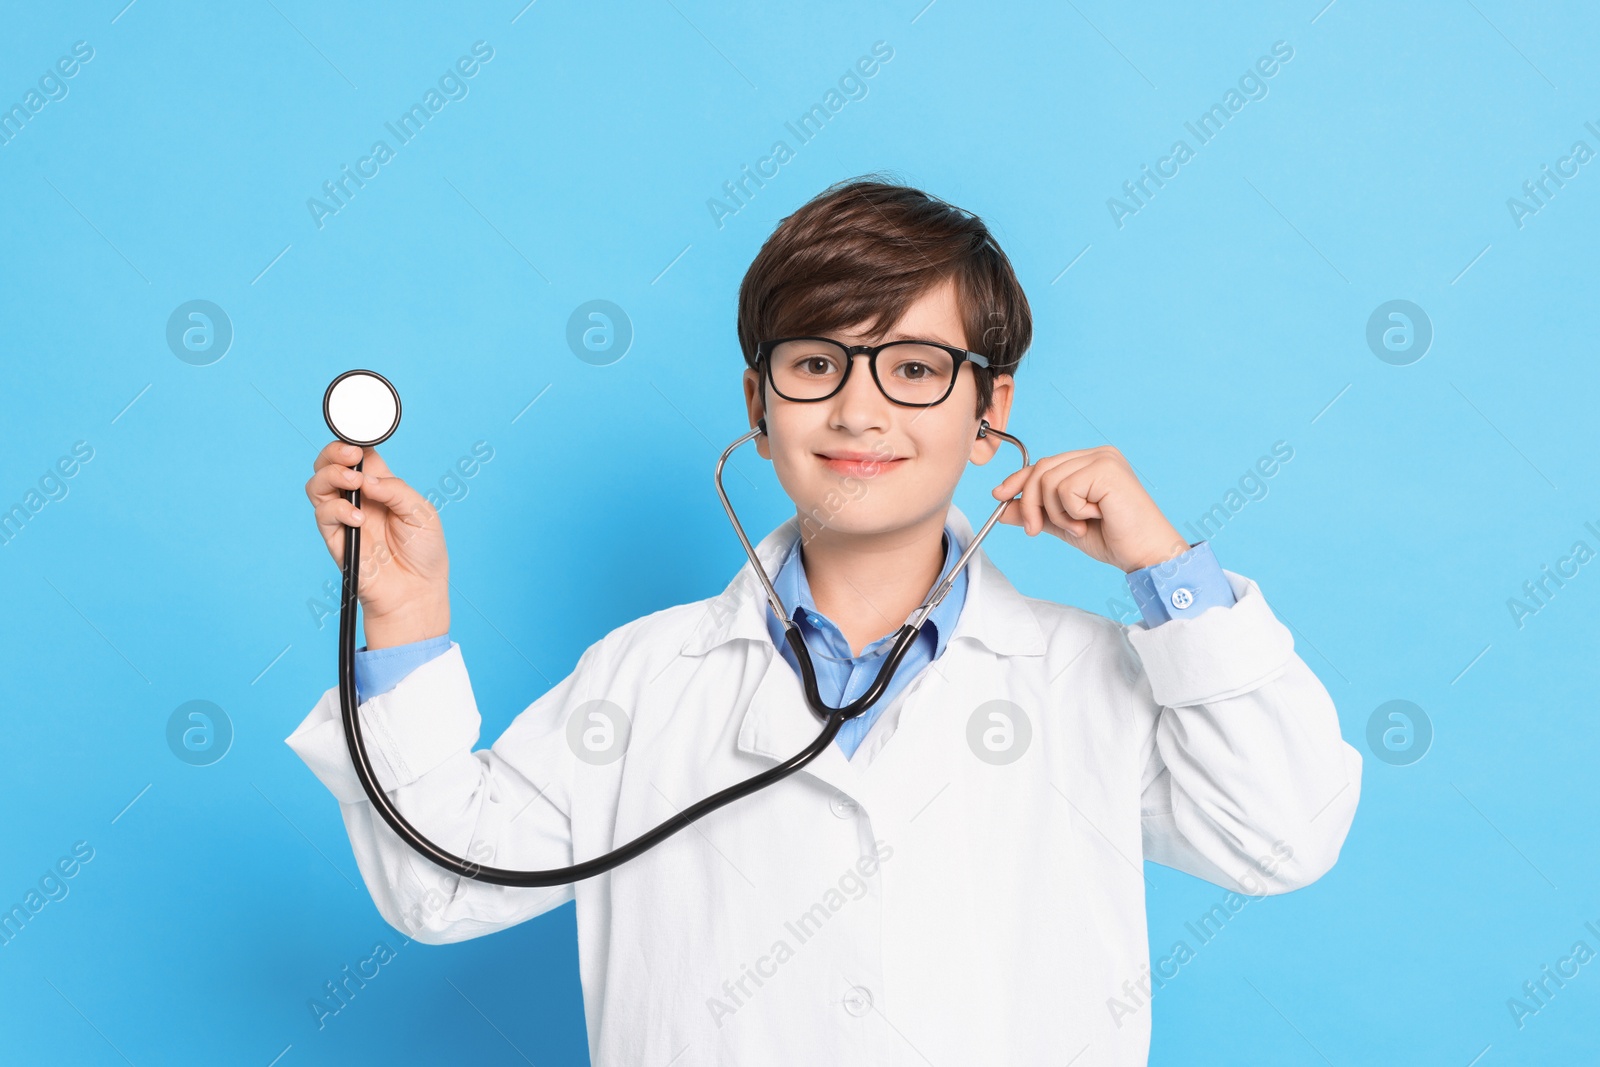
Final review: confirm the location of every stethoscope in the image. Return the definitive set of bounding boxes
[322,368,1029,887]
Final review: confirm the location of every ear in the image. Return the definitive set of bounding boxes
[969,374,1016,466]
[742,367,771,460]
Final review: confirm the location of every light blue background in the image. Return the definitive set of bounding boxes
[2,1,1596,1064]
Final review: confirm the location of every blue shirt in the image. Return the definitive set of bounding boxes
[1125,540,1235,626]
[350,530,1235,755]
[761,525,966,759]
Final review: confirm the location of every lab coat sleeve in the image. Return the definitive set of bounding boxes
[284,637,607,944]
[1121,569,1362,894]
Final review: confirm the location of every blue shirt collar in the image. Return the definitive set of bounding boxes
[767,523,968,659]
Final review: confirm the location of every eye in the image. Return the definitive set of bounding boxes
[794,355,837,376]
[887,357,942,381]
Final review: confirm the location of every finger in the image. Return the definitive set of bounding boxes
[1052,458,1111,525]
[991,456,1039,496]
[1015,456,1079,538]
[313,500,365,563]
[1015,465,1047,535]
[1037,514,1081,541]
[1001,497,1077,539]
[313,440,365,473]
[1024,463,1062,537]
[315,496,365,528]
[991,464,1032,499]
[1059,477,1105,523]
[1037,459,1102,532]
[1019,454,1090,532]
[306,461,368,505]
[990,451,1083,500]
[1039,477,1083,536]
[1018,455,1076,534]
[1042,491,1089,538]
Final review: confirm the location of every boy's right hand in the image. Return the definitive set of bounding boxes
[306,441,451,649]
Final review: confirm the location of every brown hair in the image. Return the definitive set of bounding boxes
[736,175,1031,419]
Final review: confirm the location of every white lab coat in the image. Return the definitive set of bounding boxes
[285,504,1361,1066]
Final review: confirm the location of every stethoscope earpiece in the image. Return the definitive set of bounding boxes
[757,416,768,438]
[978,418,990,439]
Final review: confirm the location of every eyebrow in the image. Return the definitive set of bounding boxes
[880,331,962,348]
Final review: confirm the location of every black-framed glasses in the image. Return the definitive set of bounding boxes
[756,336,990,408]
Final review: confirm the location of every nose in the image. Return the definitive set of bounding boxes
[830,352,892,432]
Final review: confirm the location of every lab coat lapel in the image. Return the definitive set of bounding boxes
[942,504,1048,659]
[679,511,859,796]
[737,639,860,797]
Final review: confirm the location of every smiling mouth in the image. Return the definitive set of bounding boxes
[816,454,905,477]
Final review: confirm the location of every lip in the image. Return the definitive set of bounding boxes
[816,452,905,477]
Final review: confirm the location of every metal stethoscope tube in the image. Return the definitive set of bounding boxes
[337,416,1028,888]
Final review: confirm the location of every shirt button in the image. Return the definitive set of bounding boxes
[842,985,874,1017]
[829,792,858,819]
[1169,587,1194,610]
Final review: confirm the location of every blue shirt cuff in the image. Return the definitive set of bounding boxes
[354,634,452,702]
[1125,541,1236,628]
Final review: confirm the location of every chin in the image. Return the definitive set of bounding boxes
[791,485,922,538]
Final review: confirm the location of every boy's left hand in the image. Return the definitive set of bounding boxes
[990,445,1189,574]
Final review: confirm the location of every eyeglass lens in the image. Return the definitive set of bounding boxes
[767,340,957,405]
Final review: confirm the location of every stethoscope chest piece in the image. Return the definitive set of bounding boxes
[324,369,402,447]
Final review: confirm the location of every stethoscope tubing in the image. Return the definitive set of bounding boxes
[336,422,1027,887]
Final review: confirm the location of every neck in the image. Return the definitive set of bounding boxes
[795,508,949,656]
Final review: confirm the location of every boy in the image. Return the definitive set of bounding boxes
[289,177,1361,1065]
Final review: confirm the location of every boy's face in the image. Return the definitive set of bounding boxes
[742,276,1015,539]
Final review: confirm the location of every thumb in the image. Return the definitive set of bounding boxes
[991,466,1029,498]
[361,472,435,525]
[357,446,398,480]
